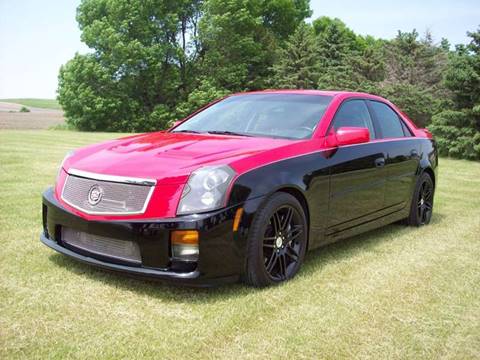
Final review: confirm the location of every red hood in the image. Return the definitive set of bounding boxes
[58,131,312,220]
[64,132,293,184]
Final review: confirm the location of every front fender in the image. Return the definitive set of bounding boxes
[227,151,331,249]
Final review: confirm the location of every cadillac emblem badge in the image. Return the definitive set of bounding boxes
[88,185,104,206]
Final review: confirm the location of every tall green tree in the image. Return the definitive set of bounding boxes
[388,30,448,94]
[198,0,311,91]
[349,36,386,88]
[271,23,318,89]
[262,0,312,40]
[429,28,480,160]
[312,17,365,90]
[313,16,361,57]
[58,0,203,132]
[377,30,449,127]
[58,0,479,162]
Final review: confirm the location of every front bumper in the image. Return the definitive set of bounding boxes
[41,187,246,286]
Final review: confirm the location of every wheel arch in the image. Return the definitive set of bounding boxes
[417,154,436,188]
[418,138,438,190]
[422,167,436,189]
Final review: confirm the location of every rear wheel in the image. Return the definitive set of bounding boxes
[244,192,308,287]
[406,172,434,226]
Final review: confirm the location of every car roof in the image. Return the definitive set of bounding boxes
[231,89,381,99]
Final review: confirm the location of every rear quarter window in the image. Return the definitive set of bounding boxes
[369,101,407,139]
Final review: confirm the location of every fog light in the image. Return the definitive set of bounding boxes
[171,230,199,262]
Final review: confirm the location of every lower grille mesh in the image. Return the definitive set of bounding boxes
[61,227,141,264]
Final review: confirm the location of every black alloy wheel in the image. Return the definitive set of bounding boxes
[407,172,434,226]
[244,192,307,287]
[263,205,303,280]
[417,178,434,225]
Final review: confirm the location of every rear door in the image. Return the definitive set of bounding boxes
[367,100,420,210]
[327,99,387,233]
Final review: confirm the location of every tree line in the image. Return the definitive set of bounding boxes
[57,0,480,160]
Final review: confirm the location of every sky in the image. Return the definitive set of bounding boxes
[0,0,479,99]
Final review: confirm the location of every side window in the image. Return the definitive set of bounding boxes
[368,101,405,139]
[332,100,375,139]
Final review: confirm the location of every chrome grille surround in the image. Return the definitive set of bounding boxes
[61,227,141,264]
[61,168,155,215]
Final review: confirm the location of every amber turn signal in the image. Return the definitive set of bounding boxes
[171,230,199,262]
[171,230,199,245]
[233,208,244,232]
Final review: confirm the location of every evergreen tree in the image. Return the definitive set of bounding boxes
[312,17,364,90]
[271,23,318,89]
[377,30,449,127]
[429,27,480,160]
[352,37,386,83]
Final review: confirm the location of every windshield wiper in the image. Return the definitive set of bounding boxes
[172,129,201,134]
[206,130,253,137]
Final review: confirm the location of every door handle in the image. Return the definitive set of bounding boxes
[410,149,418,157]
[375,157,385,168]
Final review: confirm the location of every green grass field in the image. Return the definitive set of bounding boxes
[0,98,61,110]
[0,130,479,359]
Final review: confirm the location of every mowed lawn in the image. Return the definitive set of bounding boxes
[0,130,479,359]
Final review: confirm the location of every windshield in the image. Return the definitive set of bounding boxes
[172,94,333,139]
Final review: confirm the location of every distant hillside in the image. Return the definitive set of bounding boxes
[0,98,62,110]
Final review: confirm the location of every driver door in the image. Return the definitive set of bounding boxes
[326,99,387,234]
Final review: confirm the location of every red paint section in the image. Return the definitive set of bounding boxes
[64,132,293,184]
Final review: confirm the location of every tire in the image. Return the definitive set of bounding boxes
[406,172,434,226]
[244,192,308,287]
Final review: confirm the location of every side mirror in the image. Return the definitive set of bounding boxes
[326,127,370,147]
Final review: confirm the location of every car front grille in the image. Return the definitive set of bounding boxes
[61,227,141,264]
[61,170,154,215]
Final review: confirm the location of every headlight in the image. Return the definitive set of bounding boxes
[177,165,236,215]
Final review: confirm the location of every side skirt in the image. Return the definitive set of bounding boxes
[318,207,409,247]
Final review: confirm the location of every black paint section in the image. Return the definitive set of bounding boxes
[229,138,437,249]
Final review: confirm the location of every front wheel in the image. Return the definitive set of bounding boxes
[244,192,308,287]
[406,172,434,226]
